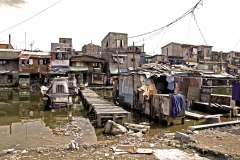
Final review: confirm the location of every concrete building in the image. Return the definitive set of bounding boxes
[82,43,101,57]
[101,32,143,77]
[161,42,213,65]
[0,49,20,87]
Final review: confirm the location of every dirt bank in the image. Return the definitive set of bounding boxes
[1,124,240,159]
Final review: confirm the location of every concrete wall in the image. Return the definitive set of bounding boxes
[101,32,128,51]
[162,43,212,62]
[82,43,101,57]
[102,51,140,69]
[0,60,18,71]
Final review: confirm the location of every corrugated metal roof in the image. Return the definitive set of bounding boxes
[19,51,50,59]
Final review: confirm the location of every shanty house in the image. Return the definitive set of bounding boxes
[114,63,191,125]
[18,50,51,88]
[0,49,20,87]
[70,55,105,86]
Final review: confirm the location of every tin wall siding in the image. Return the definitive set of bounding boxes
[123,76,134,106]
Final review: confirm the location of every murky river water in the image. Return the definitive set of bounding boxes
[0,89,87,151]
[0,88,238,150]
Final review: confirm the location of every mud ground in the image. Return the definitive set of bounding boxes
[1,124,240,160]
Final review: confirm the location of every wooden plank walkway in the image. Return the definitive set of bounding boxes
[79,88,130,127]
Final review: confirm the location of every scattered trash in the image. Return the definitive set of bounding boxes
[2,148,14,154]
[21,149,28,154]
[68,140,79,150]
[111,145,153,155]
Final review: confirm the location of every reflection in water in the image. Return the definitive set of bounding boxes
[0,89,84,151]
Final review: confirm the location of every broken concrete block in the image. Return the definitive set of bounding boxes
[104,120,127,135]
[174,131,196,143]
[124,123,150,134]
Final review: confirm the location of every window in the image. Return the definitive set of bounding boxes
[106,41,109,48]
[0,60,7,65]
[56,52,63,60]
[40,59,48,65]
[21,59,29,64]
[56,85,65,93]
[117,40,124,47]
[113,57,124,64]
[39,59,43,65]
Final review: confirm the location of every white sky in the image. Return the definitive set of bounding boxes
[0,0,240,55]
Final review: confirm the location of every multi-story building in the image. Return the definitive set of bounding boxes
[49,38,73,76]
[0,49,20,87]
[101,32,143,76]
[50,44,70,75]
[161,42,213,66]
[18,50,51,88]
[70,55,105,85]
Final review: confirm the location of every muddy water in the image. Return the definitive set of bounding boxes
[0,89,87,151]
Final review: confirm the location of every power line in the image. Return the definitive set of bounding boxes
[134,28,165,44]
[0,0,63,34]
[192,12,208,45]
[153,28,167,54]
[129,0,203,39]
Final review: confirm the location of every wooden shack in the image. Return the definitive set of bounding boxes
[115,63,192,125]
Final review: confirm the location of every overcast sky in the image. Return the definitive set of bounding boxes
[0,0,240,54]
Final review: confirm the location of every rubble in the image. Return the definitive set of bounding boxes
[124,122,150,134]
[104,120,127,135]
[174,131,196,143]
[68,140,79,150]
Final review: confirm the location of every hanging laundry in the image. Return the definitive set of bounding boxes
[170,94,185,118]
[29,59,33,65]
[138,84,157,100]
[232,83,240,101]
[166,75,174,90]
[52,53,56,61]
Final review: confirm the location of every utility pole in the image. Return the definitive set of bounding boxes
[133,42,135,70]
[116,50,119,74]
[25,32,26,50]
[30,41,34,51]
[116,38,120,74]
[132,41,135,109]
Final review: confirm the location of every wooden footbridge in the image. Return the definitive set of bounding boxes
[79,88,131,127]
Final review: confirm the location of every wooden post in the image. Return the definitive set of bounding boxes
[97,115,101,127]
